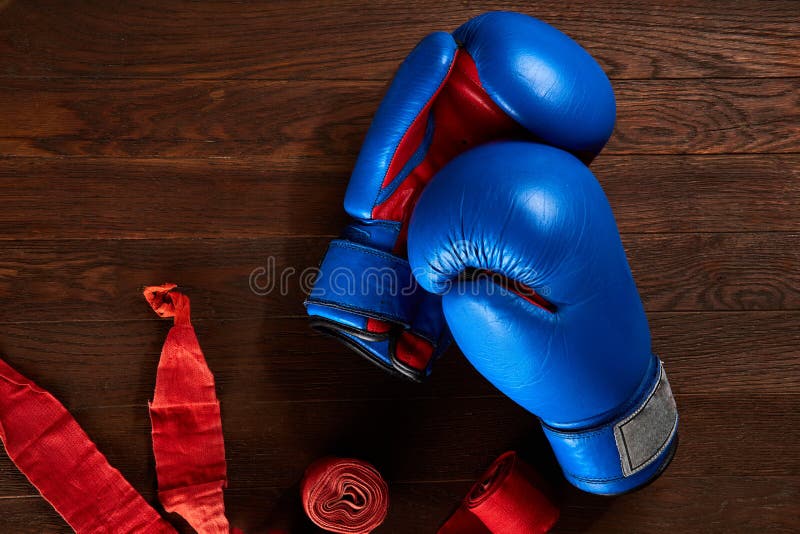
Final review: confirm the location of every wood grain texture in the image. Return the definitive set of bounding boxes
[0,1,797,80]
[1,477,798,533]
[0,312,796,406]
[0,234,796,324]
[613,80,800,154]
[1,78,797,157]
[1,155,798,238]
[0,79,371,159]
[0,1,798,532]
[0,393,797,490]
[0,393,797,533]
[625,232,800,311]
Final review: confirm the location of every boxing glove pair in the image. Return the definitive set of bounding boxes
[305,11,615,381]
[306,11,678,495]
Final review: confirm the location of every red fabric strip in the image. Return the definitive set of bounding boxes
[0,357,176,534]
[300,457,389,534]
[438,452,559,534]
[144,283,235,534]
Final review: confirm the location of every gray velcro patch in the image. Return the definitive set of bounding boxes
[614,363,678,476]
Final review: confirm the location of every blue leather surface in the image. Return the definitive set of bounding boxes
[307,238,447,343]
[408,142,676,492]
[306,32,457,378]
[341,220,402,251]
[543,356,678,494]
[307,240,417,326]
[344,31,457,220]
[455,12,616,155]
[308,11,616,379]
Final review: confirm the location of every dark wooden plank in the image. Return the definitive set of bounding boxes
[614,79,800,154]
[0,159,354,239]
[600,155,800,233]
[2,476,798,533]
[0,393,796,498]
[626,232,800,311]
[1,79,797,157]
[0,318,496,407]
[0,1,797,80]
[0,497,74,534]
[0,79,371,160]
[379,476,800,533]
[648,312,800,394]
[552,477,800,533]
[0,311,797,409]
[0,234,796,324]
[1,155,798,238]
[3,475,800,534]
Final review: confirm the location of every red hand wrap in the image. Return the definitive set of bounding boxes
[0,284,239,533]
[145,283,235,533]
[300,457,389,533]
[0,358,175,533]
[438,452,559,534]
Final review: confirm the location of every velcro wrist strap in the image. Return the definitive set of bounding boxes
[306,239,452,381]
[543,358,678,495]
[307,240,417,327]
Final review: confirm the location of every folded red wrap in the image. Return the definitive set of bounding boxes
[0,284,237,533]
[0,358,175,533]
[438,451,559,534]
[1,285,555,534]
[145,283,234,533]
[300,457,389,533]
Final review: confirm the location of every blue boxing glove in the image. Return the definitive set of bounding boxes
[408,142,678,494]
[305,12,616,381]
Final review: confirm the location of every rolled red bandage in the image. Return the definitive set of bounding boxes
[438,451,559,534]
[300,457,389,533]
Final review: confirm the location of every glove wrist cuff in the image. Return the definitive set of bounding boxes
[542,357,679,495]
[305,237,450,381]
[306,239,418,326]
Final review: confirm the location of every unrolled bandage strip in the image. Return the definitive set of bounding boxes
[0,284,238,533]
[438,451,559,534]
[0,358,175,533]
[145,283,234,533]
[300,457,389,533]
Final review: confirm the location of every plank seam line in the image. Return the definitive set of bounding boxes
[3,153,800,161]
[0,309,797,326]
[0,229,796,242]
[1,75,800,82]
